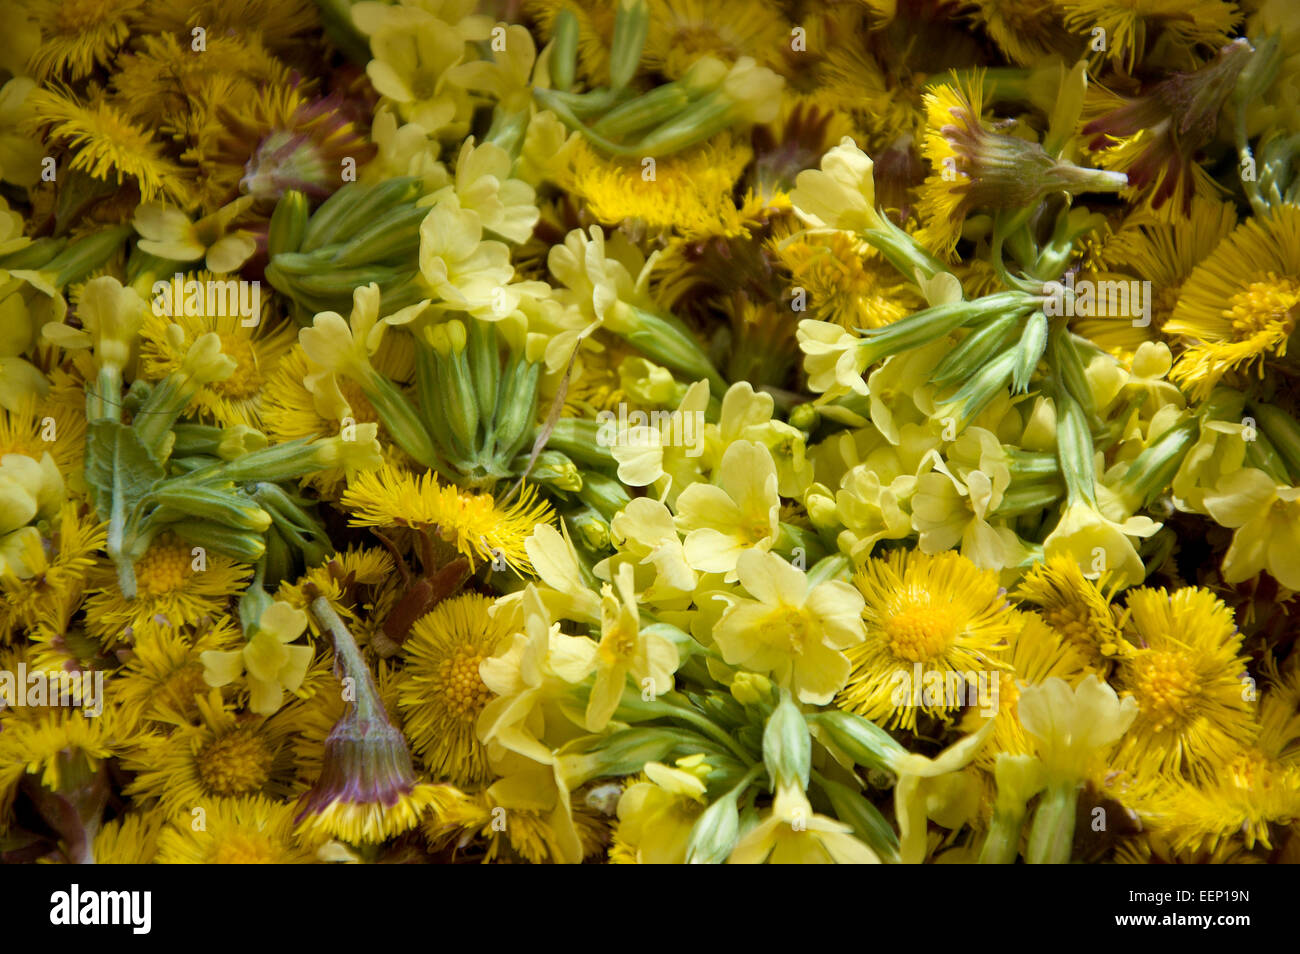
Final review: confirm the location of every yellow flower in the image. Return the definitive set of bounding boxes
[478,751,587,864]
[1110,587,1257,782]
[261,341,412,494]
[299,282,429,389]
[418,202,518,315]
[122,690,303,815]
[423,770,608,864]
[1122,749,1300,857]
[446,22,537,114]
[363,105,449,190]
[1203,468,1300,590]
[138,289,294,427]
[606,497,697,599]
[1018,674,1138,785]
[963,612,1092,766]
[611,756,710,864]
[789,136,887,234]
[202,601,314,716]
[133,198,257,273]
[772,227,921,331]
[795,320,869,399]
[92,811,164,864]
[1014,555,1124,670]
[42,275,147,374]
[967,0,1074,65]
[27,0,144,80]
[563,133,756,240]
[606,379,712,504]
[0,502,104,643]
[1042,499,1160,590]
[513,522,603,623]
[341,463,554,574]
[477,586,597,765]
[840,549,1017,730]
[729,781,879,864]
[1075,198,1237,357]
[915,79,984,260]
[295,781,453,847]
[109,618,241,731]
[0,705,121,834]
[1056,0,1239,71]
[587,563,679,731]
[81,532,250,645]
[353,2,488,136]
[832,463,919,561]
[25,87,191,205]
[1164,204,1300,400]
[910,463,1021,572]
[674,440,780,579]
[713,549,866,705]
[642,0,789,80]
[156,796,321,864]
[0,451,63,538]
[429,138,539,244]
[398,593,518,786]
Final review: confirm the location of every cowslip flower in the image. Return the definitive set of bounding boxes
[132,197,257,274]
[712,549,866,705]
[201,600,313,716]
[1203,468,1300,589]
[613,757,710,865]
[477,586,596,765]
[674,440,780,579]
[789,136,888,234]
[586,564,679,732]
[728,781,880,864]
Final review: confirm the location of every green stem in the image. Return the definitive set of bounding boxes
[654,692,755,762]
[1025,782,1079,864]
[979,804,1029,864]
[309,595,383,724]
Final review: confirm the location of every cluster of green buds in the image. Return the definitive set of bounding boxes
[72,279,372,596]
[412,317,543,487]
[923,291,1046,424]
[535,1,782,157]
[558,655,996,863]
[264,181,428,321]
[553,636,919,863]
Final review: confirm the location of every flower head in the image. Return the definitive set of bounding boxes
[713,549,866,705]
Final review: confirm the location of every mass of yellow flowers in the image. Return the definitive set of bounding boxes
[0,0,1297,865]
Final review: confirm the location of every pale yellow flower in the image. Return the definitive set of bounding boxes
[586,564,679,731]
[729,781,879,864]
[201,601,313,715]
[133,198,257,273]
[1017,674,1138,785]
[790,136,887,234]
[1203,468,1300,590]
[712,549,866,705]
[674,440,780,579]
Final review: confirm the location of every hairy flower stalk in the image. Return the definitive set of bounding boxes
[295,594,425,842]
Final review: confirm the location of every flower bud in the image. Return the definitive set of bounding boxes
[762,690,811,791]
